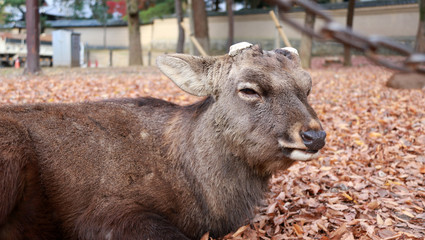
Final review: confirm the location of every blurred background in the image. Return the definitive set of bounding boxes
[0,0,421,69]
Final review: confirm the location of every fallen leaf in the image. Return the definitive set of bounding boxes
[401,210,415,219]
[368,201,380,210]
[293,224,304,236]
[341,232,355,240]
[327,204,349,211]
[266,202,277,216]
[420,165,425,174]
[384,218,393,226]
[376,214,384,225]
[329,223,347,239]
[232,225,248,238]
[200,232,209,240]
[377,229,397,239]
[368,132,382,138]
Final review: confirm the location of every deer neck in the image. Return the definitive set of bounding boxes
[166,100,269,236]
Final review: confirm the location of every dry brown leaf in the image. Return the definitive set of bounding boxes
[401,210,415,218]
[329,223,348,239]
[377,229,397,239]
[384,218,393,226]
[232,225,248,238]
[341,232,355,240]
[420,165,425,174]
[327,204,349,211]
[293,224,304,236]
[200,232,210,240]
[367,201,380,210]
[376,214,384,225]
[266,202,277,216]
[368,132,382,138]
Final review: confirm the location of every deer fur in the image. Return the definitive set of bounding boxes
[0,44,325,240]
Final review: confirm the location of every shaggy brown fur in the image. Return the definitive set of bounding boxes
[0,45,325,239]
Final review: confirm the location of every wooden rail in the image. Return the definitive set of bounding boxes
[269,10,292,48]
[180,22,208,56]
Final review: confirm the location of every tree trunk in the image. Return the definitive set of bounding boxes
[415,0,425,52]
[127,0,143,65]
[187,0,195,55]
[176,0,185,53]
[344,0,355,66]
[300,11,315,69]
[226,0,234,51]
[25,0,40,74]
[192,0,209,55]
[215,0,220,11]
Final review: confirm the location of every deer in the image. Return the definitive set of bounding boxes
[0,42,326,240]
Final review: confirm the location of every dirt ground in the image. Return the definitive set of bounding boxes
[0,56,424,239]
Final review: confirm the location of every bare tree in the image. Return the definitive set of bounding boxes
[226,0,234,51]
[344,0,355,66]
[300,11,315,69]
[25,0,41,74]
[192,0,209,55]
[127,0,143,65]
[176,0,185,53]
[416,0,425,52]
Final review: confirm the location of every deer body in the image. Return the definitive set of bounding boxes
[0,44,325,239]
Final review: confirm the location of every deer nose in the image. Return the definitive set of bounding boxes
[300,130,326,151]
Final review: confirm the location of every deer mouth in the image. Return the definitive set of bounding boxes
[281,148,320,161]
[278,138,321,161]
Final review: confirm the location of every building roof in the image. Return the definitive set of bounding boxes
[0,19,128,30]
[45,19,128,28]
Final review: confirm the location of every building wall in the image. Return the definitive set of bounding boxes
[45,26,130,48]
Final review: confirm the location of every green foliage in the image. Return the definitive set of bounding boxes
[0,0,25,22]
[139,0,174,23]
[0,0,47,23]
[71,0,86,19]
[91,0,109,24]
[0,2,7,23]
[3,0,25,8]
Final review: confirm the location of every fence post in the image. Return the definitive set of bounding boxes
[109,49,113,67]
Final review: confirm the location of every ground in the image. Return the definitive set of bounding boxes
[0,57,424,239]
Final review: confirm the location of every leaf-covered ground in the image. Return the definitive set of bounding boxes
[0,57,424,239]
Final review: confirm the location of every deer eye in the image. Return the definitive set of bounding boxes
[239,88,261,100]
[240,88,258,96]
[306,88,311,96]
[237,83,262,101]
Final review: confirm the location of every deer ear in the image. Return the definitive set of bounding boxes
[156,54,215,97]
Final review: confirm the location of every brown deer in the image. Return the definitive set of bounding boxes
[0,43,326,240]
